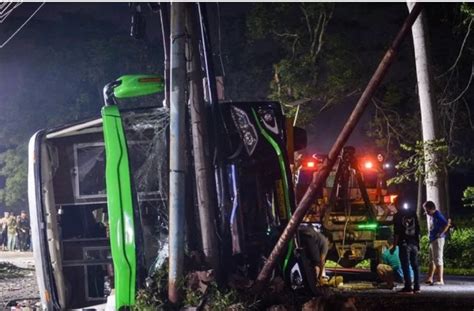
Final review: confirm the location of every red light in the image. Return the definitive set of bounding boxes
[306,161,315,168]
[384,195,398,204]
[364,161,373,169]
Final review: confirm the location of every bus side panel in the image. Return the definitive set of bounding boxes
[28,131,59,310]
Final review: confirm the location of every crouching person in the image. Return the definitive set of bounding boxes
[299,224,329,283]
[377,236,413,289]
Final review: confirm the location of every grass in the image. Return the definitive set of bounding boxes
[419,266,474,276]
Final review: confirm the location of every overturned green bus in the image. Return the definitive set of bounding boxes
[28,75,312,310]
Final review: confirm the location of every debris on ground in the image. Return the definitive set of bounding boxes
[0,261,39,309]
[0,262,28,279]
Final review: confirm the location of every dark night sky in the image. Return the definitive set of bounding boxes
[0,2,472,212]
[0,2,470,155]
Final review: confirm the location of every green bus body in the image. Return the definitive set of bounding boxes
[102,105,137,308]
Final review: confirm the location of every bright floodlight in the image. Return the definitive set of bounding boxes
[384,163,391,169]
[403,203,409,210]
[364,161,373,169]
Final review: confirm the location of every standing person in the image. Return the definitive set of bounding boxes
[17,211,30,252]
[6,212,17,251]
[423,201,449,285]
[0,212,9,251]
[392,201,421,294]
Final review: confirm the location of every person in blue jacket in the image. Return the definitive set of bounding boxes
[423,201,450,285]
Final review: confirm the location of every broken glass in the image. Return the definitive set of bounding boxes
[121,107,170,276]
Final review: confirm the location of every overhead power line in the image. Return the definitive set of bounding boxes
[0,2,23,24]
[0,2,44,49]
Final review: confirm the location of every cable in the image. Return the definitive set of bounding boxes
[0,2,45,49]
[0,2,22,23]
[0,2,15,15]
[333,161,352,280]
[215,3,226,77]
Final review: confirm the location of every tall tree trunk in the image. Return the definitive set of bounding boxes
[407,2,448,217]
[416,176,423,219]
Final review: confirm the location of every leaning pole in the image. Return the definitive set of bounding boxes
[185,4,220,272]
[255,2,424,288]
[168,2,187,304]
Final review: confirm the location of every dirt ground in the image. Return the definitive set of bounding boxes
[0,252,39,309]
[0,253,473,311]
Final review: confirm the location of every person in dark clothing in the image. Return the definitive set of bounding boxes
[391,201,421,294]
[299,225,329,282]
[17,211,30,251]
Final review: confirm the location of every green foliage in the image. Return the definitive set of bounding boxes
[183,286,204,308]
[460,3,474,20]
[133,261,169,310]
[0,13,164,212]
[0,145,28,210]
[205,283,245,311]
[387,139,467,185]
[183,282,249,310]
[419,235,430,267]
[444,228,474,268]
[419,228,474,270]
[463,187,474,207]
[247,3,368,125]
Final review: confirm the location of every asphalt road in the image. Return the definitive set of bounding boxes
[326,267,474,311]
[1,253,474,310]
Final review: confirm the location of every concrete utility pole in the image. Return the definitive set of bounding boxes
[185,4,220,271]
[159,3,171,108]
[254,3,424,289]
[168,2,186,304]
[407,2,448,216]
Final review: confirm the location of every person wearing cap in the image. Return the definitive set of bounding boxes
[423,201,449,285]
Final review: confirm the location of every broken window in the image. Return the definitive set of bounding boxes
[122,107,170,275]
[74,143,106,198]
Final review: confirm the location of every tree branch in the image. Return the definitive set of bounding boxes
[310,11,323,60]
[443,63,474,106]
[300,4,313,44]
[437,17,473,78]
[463,98,474,130]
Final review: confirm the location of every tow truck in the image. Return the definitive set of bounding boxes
[294,146,397,271]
